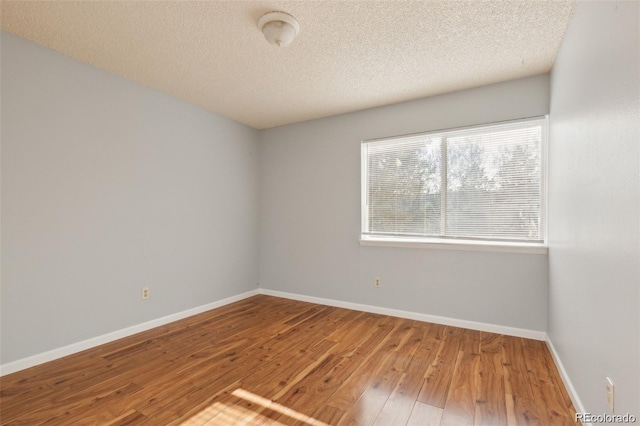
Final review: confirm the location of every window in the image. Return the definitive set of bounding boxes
[361,117,547,250]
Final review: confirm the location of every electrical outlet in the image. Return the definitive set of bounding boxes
[142,287,150,300]
[375,277,381,288]
[606,377,614,412]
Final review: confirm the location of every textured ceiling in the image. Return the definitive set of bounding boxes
[0,1,575,129]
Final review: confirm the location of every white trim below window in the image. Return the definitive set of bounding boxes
[359,235,548,254]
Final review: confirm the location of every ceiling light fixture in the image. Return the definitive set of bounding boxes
[257,11,300,47]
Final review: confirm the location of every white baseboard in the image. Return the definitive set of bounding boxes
[545,335,588,424]
[0,289,259,376]
[258,288,546,341]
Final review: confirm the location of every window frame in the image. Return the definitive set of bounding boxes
[360,116,548,254]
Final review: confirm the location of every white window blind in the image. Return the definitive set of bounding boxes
[362,117,546,244]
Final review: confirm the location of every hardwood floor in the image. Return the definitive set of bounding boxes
[0,295,578,425]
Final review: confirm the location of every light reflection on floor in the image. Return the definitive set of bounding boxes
[180,388,329,425]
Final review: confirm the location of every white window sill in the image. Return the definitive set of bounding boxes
[359,236,548,254]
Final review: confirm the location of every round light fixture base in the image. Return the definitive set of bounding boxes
[258,11,300,47]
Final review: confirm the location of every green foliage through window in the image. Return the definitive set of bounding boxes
[362,118,546,243]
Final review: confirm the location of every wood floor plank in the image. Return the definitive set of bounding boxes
[522,339,576,426]
[171,336,337,425]
[416,325,463,408]
[269,315,400,424]
[0,296,578,426]
[407,401,444,426]
[505,391,518,426]
[502,336,542,425]
[7,382,143,425]
[474,333,507,426]
[460,329,482,355]
[147,380,244,425]
[537,340,579,423]
[372,322,433,426]
[309,316,409,423]
[104,409,148,425]
[136,335,333,419]
[337,319,423,426]
[312,404,345,425]
[440,350,479,426]
[176,344,337,425]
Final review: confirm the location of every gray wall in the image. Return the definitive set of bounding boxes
[548,0,640,416]
[1,33,259,363]
[259,75,550,332]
